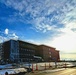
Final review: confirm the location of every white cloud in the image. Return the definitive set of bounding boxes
[1,0,76,33]
[0,36,3,43]
[12,33,19,40]
[0,35,9,43]
[1,0,76,42]
[5,28,9,35]
[0,29,19,42]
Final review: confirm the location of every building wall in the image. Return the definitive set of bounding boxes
[18,40,37,62]
[3,41,10,60]
[37,45,60,62]
[55,50,60,61]
[0,43,2,60]
[10,40,19,61]
[49,48,60,61]
[35,46,43,57]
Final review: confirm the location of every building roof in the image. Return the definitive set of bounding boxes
[39,44,56,49]
[18,39,38,46]
[3,39,60,52]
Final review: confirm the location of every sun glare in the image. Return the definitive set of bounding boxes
[51,33,76,53]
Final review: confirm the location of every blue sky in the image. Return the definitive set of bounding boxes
[0,0,76,60]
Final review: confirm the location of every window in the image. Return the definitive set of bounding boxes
[49,52,51,54]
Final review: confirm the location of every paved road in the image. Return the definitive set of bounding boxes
[44,68,76,75]
[25,68,76,75]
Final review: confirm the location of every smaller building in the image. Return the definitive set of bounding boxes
[36,45,60,62]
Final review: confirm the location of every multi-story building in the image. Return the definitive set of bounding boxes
[1,39,60,62]
[2,40,38,62]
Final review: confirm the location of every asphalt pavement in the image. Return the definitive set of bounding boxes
[25,67,76,75]
[44,68,76,75]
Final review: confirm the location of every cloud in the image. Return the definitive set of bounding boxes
[0,36,3,43]
[0,35,9,43]
[1,0,76,33]
[12,33,19,40]
[32,17,57,32]
[4,28,9,35]
[0,0,76,35]
[0,28,19,42]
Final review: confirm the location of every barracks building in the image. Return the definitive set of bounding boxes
[0,39,60,62]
